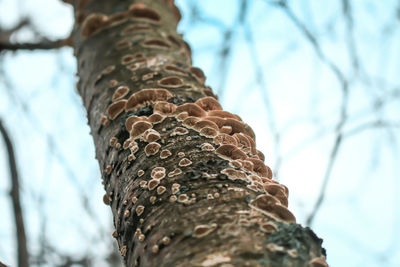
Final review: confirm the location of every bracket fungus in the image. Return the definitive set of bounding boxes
[142,38,171,49]
[112,86,129,102]
[130,121,153,139]
[107,99,127,120]
[193,223,217,238]
[249,194,295,223]
[158,76,184,88]
[309,257,329,267]
[81,13,109,38]
[145,142,161,156]
[160,149,172,159]
[128,3,161,23]
[179,158,192,167]
[125,88,173,111]
[151,167,166,180]
[195,96,222,111]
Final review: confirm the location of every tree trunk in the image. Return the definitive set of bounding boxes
[72,0,327,266]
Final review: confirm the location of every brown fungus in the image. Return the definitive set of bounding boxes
[194,120,219,131]
[143,129,161,142]
[264,184,288,207]
[106,99,126,120]
[109,79,118,87]
[189,67,205,84]
[309,257,329,267]
[171,126,189,136]
[148,113,165,124]
[125,88,173,111]
[145,142,161,156]
[176,111,189,121]
[177,193,189,203]
[167,35,181,47]
[164,64,187,75]
[130,121,153,139]
[259,222,278,233]
[168,168,182,177]
[216,144,247,160]
[207,110,241,121]
[179,158,192,167]
[157,185,166,195]
[182,116,201,128]
[105,165,112,175]
[195,96,222,111]
[136,205,145,216]
[121,54,137,65]
[129,3,161,22]
[151,167,166,179]
[200,142,215,151]
[142,38,171,49]
[148,179,160,190]
[247,158,272,178]
[214,133,238,146]
[153,101,176,115]
[193,223,217,238]
[175,103,206,117]
[199,127,218,138]
[81,13,108,38]
[249,194,296,223]
[115,39,132,50]
[160,149,172,159]
[122,24,151,35]
[112,86,129,101]
[158,76,184,88]
[219,125,232,134]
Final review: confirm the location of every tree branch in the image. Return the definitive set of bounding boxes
[0,119,29,267]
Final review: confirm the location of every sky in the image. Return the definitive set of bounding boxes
[0,0,399,266]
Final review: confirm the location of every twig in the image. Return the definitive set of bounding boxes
[0,36,72,52]
[0,119,29,267]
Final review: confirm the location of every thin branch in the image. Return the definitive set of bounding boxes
[0,119,29,267]
[0,35,72,52]
[0,38,71,51]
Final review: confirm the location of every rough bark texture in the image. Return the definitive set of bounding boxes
[72,0,327,266]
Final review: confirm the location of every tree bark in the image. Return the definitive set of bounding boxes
[72,0,327,266]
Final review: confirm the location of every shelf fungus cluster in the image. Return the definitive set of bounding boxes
[103,83,296,224]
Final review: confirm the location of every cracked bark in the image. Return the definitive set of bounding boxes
[72,0,327,266]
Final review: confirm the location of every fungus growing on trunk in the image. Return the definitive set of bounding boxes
[107,99,127,120]
[81,13,108,38]
[160,149,172,159]
[142,39,171,49]
[164,64,187,75]
[193,223,217,238]
[129,3,161,23]
[249,194,295,223]
[158,76,184,88]
[189,66,206,84]
[130,121,153,139]
[309,257,329,267]
[195,96,222,111]
[112,86,129,101]
[151,167,166,179]
[125,88,173,111]
[144,142,161,156]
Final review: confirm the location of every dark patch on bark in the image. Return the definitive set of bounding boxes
[167,95,195,105]
[266,222,326,260]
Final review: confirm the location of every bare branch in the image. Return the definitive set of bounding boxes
[0,119,29,267]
